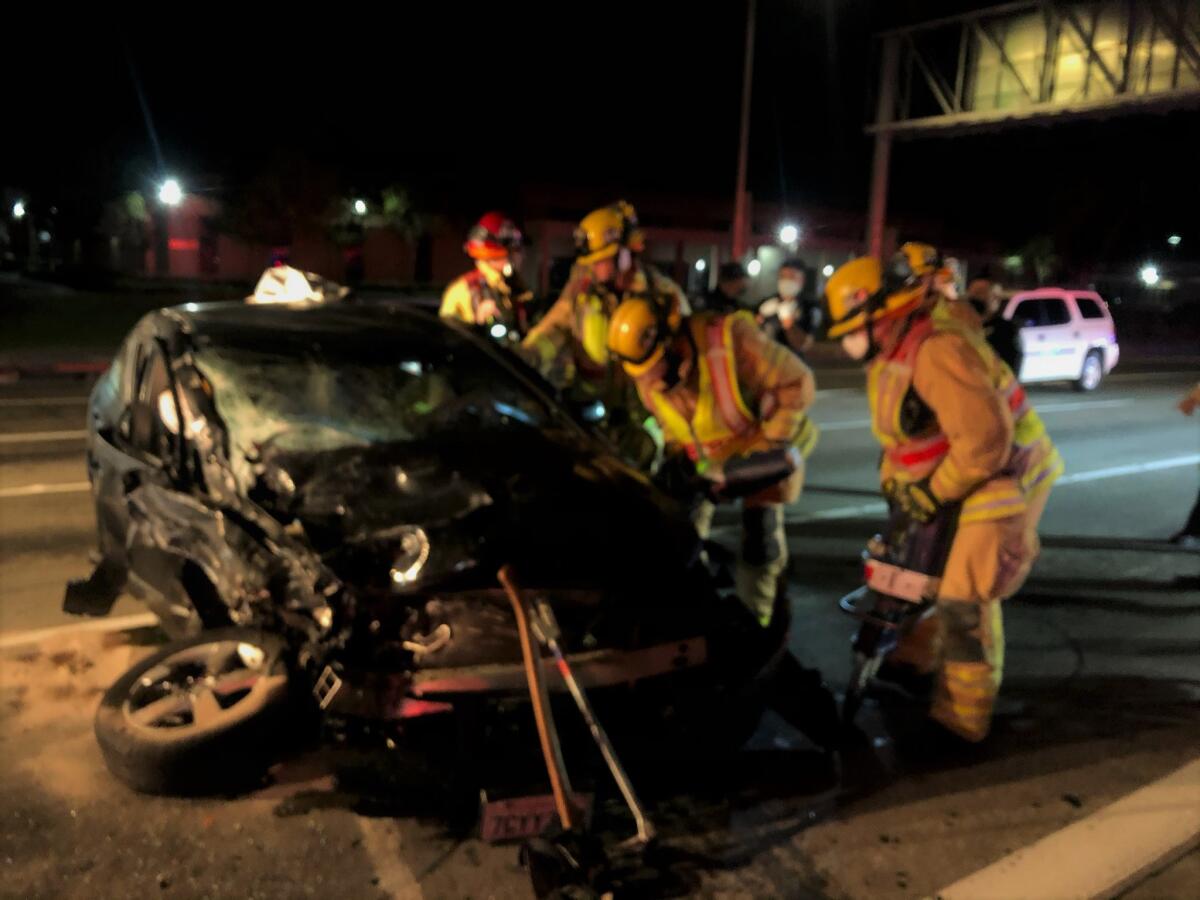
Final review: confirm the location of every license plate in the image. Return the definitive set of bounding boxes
[479,792,592,843]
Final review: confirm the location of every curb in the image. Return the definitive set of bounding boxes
[0,360,109,383]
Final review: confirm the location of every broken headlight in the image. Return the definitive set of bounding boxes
[390,526,430,589]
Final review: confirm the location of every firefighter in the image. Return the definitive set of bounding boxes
[606,295,819,627]
[440,211,532,341]
[824,244,1063,742]
[522,201,688,467]
[524,200,689,383]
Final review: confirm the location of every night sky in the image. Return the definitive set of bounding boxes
[7,1,1199,266]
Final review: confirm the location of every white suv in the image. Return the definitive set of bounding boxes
[1002,288,1119,391]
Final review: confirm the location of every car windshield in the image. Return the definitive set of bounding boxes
[189,312,563,485]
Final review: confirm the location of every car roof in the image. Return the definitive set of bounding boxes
[1009,287,1105,303]
[159,300,459,352]
[172,299,426,329]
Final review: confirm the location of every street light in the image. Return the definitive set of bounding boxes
[694,258,707,272]
[1139,264,1160,287]
[747,259,762,277]
[778,223,800,245]
[1167,234,1182,247]
[353,199,368,216]
[12,200,26,220]
[822,264,835,277]
[158,178,183,206]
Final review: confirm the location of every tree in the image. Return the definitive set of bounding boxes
[98,192,150,273]
[217,155,341,247]
[1021,234,1060,284]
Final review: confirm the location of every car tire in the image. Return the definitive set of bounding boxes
[1074,349,1104,392]
[94,628,299,795]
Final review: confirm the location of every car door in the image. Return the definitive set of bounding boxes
[1038,295,1085,379]
[1010,298,1050,381]
[1073,294,1111,357]
[113,339,213,627]
[1014,296,1077,380]
[87,337,179,568]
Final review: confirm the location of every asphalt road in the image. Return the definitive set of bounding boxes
[1,366,1198,898]
[3,368,1196,633]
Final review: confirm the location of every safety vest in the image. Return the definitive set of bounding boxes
[869,303,1063,524]
[649,312,819,465]
[463,270,520,331]
[569,266,687,379]
[441,268,520,334]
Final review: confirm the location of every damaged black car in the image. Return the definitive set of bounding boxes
[67,300,830,801]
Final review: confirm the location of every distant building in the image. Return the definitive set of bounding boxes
[117,184,1015,299]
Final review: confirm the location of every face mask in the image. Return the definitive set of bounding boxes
[778,278,801,299]
[841,331,871,361]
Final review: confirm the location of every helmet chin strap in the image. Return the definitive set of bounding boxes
[661,328,694,391]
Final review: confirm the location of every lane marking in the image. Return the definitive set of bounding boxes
[790,501,887,523]
[0,613,160,650]
[0,396,89,407]
[0,429,87,445]
[786,455,1200,523]
[356,818,425,898]
[939,757,1200,900]
[811,399,1132,432]
[1035,398,1131,412]
[813,419,871,432]
[0,481,91,499]
[1057,454,1200,485]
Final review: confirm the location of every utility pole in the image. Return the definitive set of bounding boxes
[732,0,757,259]
[865,35,900,260]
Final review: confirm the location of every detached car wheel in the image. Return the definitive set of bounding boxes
[95,628,296,795]
[1074,350,1104,392]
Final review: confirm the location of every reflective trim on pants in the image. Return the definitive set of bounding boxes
[897,488,1047,741]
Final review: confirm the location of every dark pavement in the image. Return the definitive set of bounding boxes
[1,365,1198,898]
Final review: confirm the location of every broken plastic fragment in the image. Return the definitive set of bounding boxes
[157,390,180,435]
[390,526,430,587]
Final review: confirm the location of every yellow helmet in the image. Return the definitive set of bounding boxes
[574,200,645,265]
[606,296,679,377]
[824,253,929,339]
[900,241,940,276]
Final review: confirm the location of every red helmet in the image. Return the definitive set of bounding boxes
[465,211,522,260]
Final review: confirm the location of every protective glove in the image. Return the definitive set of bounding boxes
[653,449,704,501]
[885,477,941,524]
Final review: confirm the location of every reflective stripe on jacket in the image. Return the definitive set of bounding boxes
[644,311,818,466]
[869,300,1062,524]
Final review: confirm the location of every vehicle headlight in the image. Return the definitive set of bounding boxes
[390,526,430,588]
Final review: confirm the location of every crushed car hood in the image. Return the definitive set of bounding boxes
[251,426,702,598]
